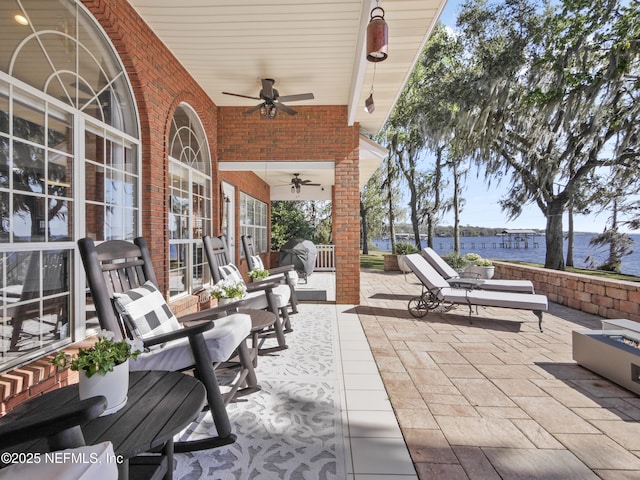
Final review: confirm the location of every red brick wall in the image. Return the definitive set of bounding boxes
[82,0,219,297]
[218,106,357,161]
[1,1,363,414]
[495,262,640,322]
[218,106,361,304]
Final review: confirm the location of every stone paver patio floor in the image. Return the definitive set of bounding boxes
[358,269,640,480]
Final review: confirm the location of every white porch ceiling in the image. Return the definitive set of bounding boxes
[219,135,388,200]
[128,0,447,136]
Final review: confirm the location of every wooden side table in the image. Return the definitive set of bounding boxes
[0,371,206,480]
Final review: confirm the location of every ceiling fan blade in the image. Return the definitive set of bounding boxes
[277,93,314,103]
[261,78,275,99]
[242,103,264,115]
[301,181,321,186]
[222,92,261,101]
[274,102,297,115]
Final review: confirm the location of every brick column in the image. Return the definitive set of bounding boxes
[333,146,360,304]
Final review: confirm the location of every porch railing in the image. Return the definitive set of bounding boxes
[314,244,335,271]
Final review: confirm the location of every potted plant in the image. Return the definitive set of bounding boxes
[211,278,247,305]
[464,253,495,279]
[394,242,419,273]
[52,330,141,415]
[442,252,469,273]
[248,268,270,281]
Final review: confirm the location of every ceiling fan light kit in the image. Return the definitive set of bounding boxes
[366,5,388,62]
[290,173,320,195]
[222,78,314,119]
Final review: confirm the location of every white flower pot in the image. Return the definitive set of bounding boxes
[218,297,241,306]
[79,361,129,416]
[397,255,413,273]
[466,265,495,279]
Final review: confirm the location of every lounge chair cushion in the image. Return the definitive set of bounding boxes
[113,281,180,343]
[423,247,460,279]
[441,287,547,311]
[422,248,535,294]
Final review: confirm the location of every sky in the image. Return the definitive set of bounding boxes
[412,0,634,234]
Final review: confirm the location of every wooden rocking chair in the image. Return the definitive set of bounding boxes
[78,236,259,452]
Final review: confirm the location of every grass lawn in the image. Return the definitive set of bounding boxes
[360,251,385,270]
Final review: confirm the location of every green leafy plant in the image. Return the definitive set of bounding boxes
[393,242,419,255]
[475,258,492,267]
[51,330,141,378]
[211,278,247,300]
[442,252,468,270]
[248,268,270,280]
[465,252,482,262]
[466,252,492,266]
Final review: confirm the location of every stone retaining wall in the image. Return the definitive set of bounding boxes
[495,261,640,322]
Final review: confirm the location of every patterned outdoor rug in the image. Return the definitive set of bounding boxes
[174,304,346,480]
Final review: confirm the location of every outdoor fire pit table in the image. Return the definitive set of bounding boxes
[573,319,640,396]
[0,370,206,480]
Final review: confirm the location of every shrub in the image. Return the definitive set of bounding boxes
[394,242,419,255]
[442,252,468,270]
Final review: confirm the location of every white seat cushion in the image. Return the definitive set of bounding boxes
[474,279,534,294]
[0,442,118,480]
[130,313,251,370]
[266,270,299,286]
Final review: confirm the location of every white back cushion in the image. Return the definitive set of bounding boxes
[251,255,265,270]
[219,264,245,284]
[114,280,180,342]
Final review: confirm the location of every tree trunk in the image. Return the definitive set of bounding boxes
[608,199,619,268]
[545,201,565,270]
[409,186,422,250]
[453,162,460,253]
[385,154,397,254]
[566,204,574,267]
[428,146,444,249]
[360,200,369,255]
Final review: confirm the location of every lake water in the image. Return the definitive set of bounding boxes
[372,232,640,277]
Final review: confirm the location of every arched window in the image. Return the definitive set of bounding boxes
[0,0,140,370]
[168,104,212,298]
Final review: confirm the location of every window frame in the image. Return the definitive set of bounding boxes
[240,192,268,257]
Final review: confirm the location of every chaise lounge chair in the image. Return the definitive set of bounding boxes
[404,254,547,332]
[422,247,535,293]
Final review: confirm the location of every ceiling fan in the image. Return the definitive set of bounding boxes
[290,173,320,194]
[222,78,314,118]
